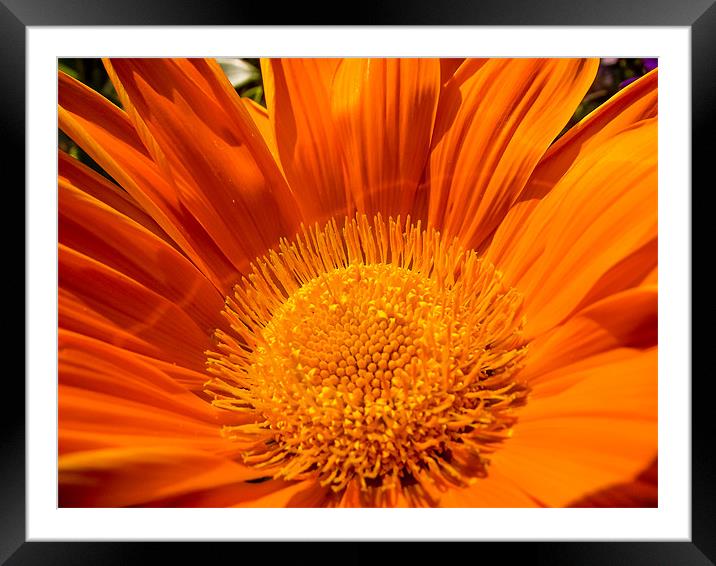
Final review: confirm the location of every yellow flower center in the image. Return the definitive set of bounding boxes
[206,215,528,505]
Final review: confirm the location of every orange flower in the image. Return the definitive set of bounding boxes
[58,58,657,508]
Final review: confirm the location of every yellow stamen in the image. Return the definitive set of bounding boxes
[206,215,528,505]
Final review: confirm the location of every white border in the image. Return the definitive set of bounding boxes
[27,26,691,540]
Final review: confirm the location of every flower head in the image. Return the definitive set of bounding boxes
[58,58,657,507]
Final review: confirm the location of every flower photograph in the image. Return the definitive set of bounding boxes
[57,57,657,508]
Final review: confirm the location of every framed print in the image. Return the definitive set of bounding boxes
[8,0,711,563]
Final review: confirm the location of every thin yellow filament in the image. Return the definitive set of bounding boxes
[206,214,528,505]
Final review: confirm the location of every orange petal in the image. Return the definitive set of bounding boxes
[439,58,466,84]
[59,447,262,507]
[533,69,658,194]
[59,385,242,457]
[106,58,300,268]
[241,97,281,168]
[641,265,658,285]
[523,346,657,417]
[492,418,656,508]
[523,285,657,386]
[58,71,238,293]
[487,69,658,265]
[331,58,441,218]
[487,118,657,338]
[426,58,598,250]
[58,150,170,243]
[235,479,331,507]
[136,478,296,507]
[58,329,242,424]
[568,457,657,507]
[439,468,540,507]
[58,329,249,460]
[59,329,209,389]
[490,348,657,507]
[58,245,211,372]
[264,58,347,224]
[59,176,225,336]
[573,238,658,312]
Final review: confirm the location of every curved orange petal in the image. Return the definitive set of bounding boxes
[264,58,346,224]
[426,58,598,250]
[439,58,466,84]
[487,118,657,338]
[489,348,656,507]
[59,175,225,336]
[105,58,301,268]
[527,69,657,197]
[573,238,658,312]
[522,285,657,386]
[331,58,441,218]
[59,447,262,507]
[487,68,658,265]
[58,71,239,293]
[59,245,212,372]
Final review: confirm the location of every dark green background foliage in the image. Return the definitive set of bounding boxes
[58,58,654,179]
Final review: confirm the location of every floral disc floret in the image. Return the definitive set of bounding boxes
[206,215,528,506]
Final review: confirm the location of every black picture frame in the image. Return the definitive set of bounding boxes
[7,1,709,563]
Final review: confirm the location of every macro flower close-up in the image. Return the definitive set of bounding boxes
[57,57,657,508]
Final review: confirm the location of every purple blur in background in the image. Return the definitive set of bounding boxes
[620,58,658,88]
